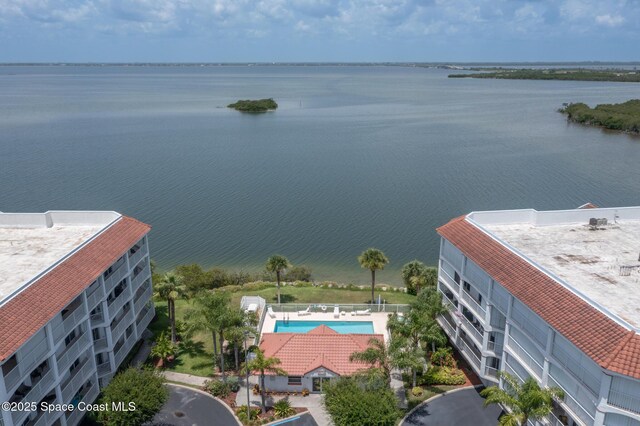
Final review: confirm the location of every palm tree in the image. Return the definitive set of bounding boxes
[185,291,230,374]
[349,337,392,382]
[401,260,426,295]
[150,332,177,368]
[216,305,247,381]
[244,348,287,414]
[154,272,187,344]
[266,255,290,304]
[481,372,564,426]
[358,248,389,303]
[389,336,424,388]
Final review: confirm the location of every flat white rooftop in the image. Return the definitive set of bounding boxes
[468,206,640,329]
[0,211,121,305]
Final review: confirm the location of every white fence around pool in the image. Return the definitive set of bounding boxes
[268,303,410,314]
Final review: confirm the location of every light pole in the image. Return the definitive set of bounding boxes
[244,332,251,420]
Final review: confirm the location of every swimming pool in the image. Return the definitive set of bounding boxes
[273,320,374,334]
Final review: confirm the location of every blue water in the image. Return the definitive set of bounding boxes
[273,320,374,334]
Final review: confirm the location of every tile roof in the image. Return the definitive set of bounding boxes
[259,325,384,376]
[437,216,640,380]
[0,216,151,362]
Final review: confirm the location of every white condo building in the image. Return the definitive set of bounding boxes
[436,205,640,426]
[0,211,154,426]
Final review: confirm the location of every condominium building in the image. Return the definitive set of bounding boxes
[0,211,154,426]
[436,205,640,426]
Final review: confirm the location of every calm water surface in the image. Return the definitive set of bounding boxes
[1,66,639,284]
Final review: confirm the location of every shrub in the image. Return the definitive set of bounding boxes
[430,347,456,368]
[236,405,261,424]
[97,368,167,426]
[301,388,310,396]
[420,367,466,386]
[227,376,241,392]
[411,386,424,397]
[323,378,401,426]
[204,379,231,398]
[273,399,295,419]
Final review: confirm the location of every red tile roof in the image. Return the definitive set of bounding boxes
[0,216,151,362]
[259,325,384,376]
[437,216,640,380]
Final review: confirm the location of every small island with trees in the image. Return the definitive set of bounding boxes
[560,99,640,134]
[449,68,640,83]
[227,98,278,112]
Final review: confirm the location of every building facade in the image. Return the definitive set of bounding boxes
[436,206,640,426]
[0,211,154,426]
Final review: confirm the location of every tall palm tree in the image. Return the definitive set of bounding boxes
[216,305,247,381]
[154,272,187,344]
[185,291,230,374]
[349,337,392,383]
[401,260,426,295]
[266,255,290,304]
[244,348,287,414]
[358,248,389,304]
[389,336,424,388]
[481,372,564,426]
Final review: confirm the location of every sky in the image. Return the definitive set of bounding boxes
[0,0,639,62]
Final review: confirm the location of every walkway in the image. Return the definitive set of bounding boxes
[163,370,209,387]
[154,383,240,425]
[401,387,502,426]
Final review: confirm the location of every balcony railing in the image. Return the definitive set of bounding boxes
[134,281,152,314]
[486,340,504,354]
[136,304,155,332]
[3,337,50,393]
[547,375,595,426]
[111,309,134,342]
[484,366,499,379]
[65,383,99,426]
[53,305,87,343]
[86,284,105,311]
[439,271,460,293]
[544,411,566,426]
[90,311,105,327]
[97,361,111,377]
[461,289,486,318]
[460,313,484,345]
[107,286,132,320]
[56,331,91,374]
[93,337,108,352]
[131,264,151,289]
[114,333,137,367]
[11,368,56,425]
[607,389,640,415]
[458,336,481,370]
[506,338,544,379]
[32,403,63,426]
[438,315,456,338]
[104,262,128,295]
[60,358,94,403]
[128,245,147,270]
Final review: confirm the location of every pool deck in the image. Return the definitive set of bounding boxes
[261,310,391,341]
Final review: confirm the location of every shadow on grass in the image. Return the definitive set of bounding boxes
[277,294,297,303]
[179,339,207,358]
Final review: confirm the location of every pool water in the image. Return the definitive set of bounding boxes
[273,320,374,334]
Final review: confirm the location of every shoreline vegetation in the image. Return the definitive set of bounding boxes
[227,98,278,112]
[449,68,640,83]
[559,100,640,134]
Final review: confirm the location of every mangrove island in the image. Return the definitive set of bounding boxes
[449,68,640,83]
[227,98,278,112]
[560,100,640,134]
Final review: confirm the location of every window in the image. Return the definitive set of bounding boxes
[454,272,461,284]
[463,281,470,292]
[288,376,302,386]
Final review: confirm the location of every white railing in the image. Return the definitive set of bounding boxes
[547,375,595,425]
[136,305,155,332]
[107,286,132,319]
[439,315,456,338]
[461,289,486,317]
[458,336,481,369]
[33,405,63,426]
[111,310,134,342]
[114,334,137,367]
[97,361,111,377]
[128,246,147,270]
[3,337,50,393]
[460,313,484,345]
[65,383,99,426]
[90,311,104,327]
[545,412,565,426]
[439,271,460,292]
[134,282,152,314]
[130,265,151,290]
[53,306,87,342]
[60,358,94,404]
[440,290,457,311]
[11,368,57,425]
[93,337,109,352]
[607,389,640,415]
[104,262,128,295]
[484,366,499,379]
[56,332,91,374]
[268,303,410,313]
[506,363,524,383]
[486,340,504,354]
[86,285,105,311]
[507,338,544,379]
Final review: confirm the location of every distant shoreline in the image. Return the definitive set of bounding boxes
[449,68,640,83]
[560,100,640,135]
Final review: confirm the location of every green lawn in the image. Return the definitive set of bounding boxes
[148,286,416,377]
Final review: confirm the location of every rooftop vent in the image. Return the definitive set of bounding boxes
[589,218,608,230]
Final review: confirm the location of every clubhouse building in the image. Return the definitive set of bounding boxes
[0,211,154,426]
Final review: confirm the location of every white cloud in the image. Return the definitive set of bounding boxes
[595,13,624,27]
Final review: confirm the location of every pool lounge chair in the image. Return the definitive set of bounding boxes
[352,308,371,316]
[298,306,312,316]
[334,306,339,318]
[267,306,276,319]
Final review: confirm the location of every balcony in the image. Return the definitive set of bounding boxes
[10,367,57,425]
[131,264,151,289]
[97,360,111,377]
[439,271,460,293]
[107,285,132,319]
[86,284,105,312]
[607,389,640,415]
[486,339,504,355]
[31,402,64,426]
[93,337,109,352]
[114,333,137,367]
[438,314,456,338]
[56,331,91,374]
[484,365,499,379]
[111,309,134,342]
[136,304,155,331]
[90,311,105,327]
[128,244,147,270]
[60,357,95,403]
[458,335,481,370]
[3,337,50,394]
[460,312,484,345]
[461,288,486,318]
[104,262,128,295]
[547,375,595,426]
[506,338,543,379]
[134,281,152,314]
[52,305,87,343]
[65,382,99,426]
